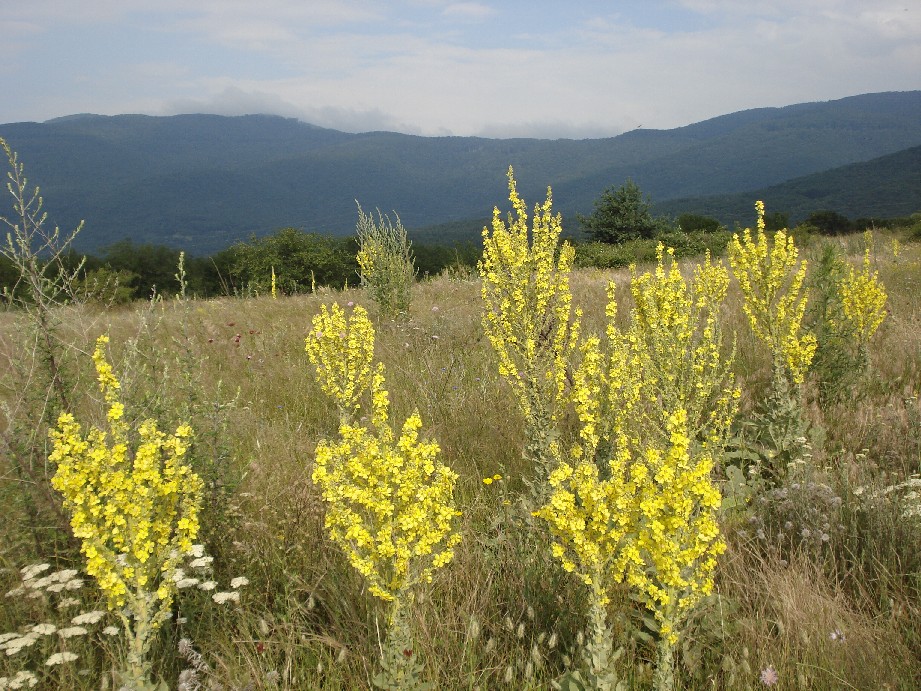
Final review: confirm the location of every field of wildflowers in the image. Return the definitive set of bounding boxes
[2,144,921,689]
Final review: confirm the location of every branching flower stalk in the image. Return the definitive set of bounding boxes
[728,202,816,480]
[0,136,86,548]
[305,302,378,424]
[833,230,887,368]
[479,166,581,502]
[307,303,461,689]
[728,201,816,388]
[48,335,204,690]
[536,247,737,691]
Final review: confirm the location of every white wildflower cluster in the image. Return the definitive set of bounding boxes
[5,564,82,600]
[868,476,921,520]
[171,545,248,606]
[1,562,109,679]
[0,670,38,688]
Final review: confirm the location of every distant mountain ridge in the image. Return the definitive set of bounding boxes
[1,91,920,254]
[656,144,921,224]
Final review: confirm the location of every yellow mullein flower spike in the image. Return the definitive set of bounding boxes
[834,232,887,350]
[479,167,581,490]
[728,202,816,384]
[536,245,736,679]
[49,335,203,687]
[305,303,377,423]
[307,303,461,606]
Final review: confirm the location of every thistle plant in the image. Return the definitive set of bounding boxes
[48,335,204,690]
[356,204,416,317]
[479,166,581,500]
[728,202,815,481]
[536,247,736,691]
[174,251,187,301]
[307,303,462,689]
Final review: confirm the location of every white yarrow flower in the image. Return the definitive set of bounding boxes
[230,576,249,589]
[52,569,79,583]
[176,578,201,589]
[212,591,240,604]
[189,556,214,570]
[20,563,50,580]
[102,626,120,636]
[72,610,106,625]
[57,626,89,639]
[7,670,38,688]
[5,634,39,655]
[30,623,57,636]
[197,580,217,591]
[46,651,79,666]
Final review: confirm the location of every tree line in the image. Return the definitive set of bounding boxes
[0,229,482,305]
[3,177,913,307]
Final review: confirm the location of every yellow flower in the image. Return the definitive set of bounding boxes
[479,167,581,480]
[833,232,887,349]
[49,335,203,632]
[728,202,816,384]
[536,245,735,647]
[308,307,461,602]
[305,303,377,422]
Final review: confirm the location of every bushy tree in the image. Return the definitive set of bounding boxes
[677,213,723,234]
[226,227,357,294]
[578,179,665,244]
[764,210,790,233]
[806,210,853,236]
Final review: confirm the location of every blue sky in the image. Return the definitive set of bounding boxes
[2,1,919,138]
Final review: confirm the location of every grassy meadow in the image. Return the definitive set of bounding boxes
[2,223,921,689]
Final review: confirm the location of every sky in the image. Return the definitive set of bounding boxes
[2,1,920,139]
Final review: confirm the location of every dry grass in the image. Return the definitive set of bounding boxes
[2,231,921,689]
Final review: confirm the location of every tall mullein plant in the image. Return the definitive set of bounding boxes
[536,247,738,691]
[728,202,817,481]
[48,335,203,690]
[833,231,888,369]
[479,166,581,504]
[306,303,461,690]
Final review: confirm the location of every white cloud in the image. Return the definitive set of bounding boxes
[1,1,919,137]
[442,3,496,21]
